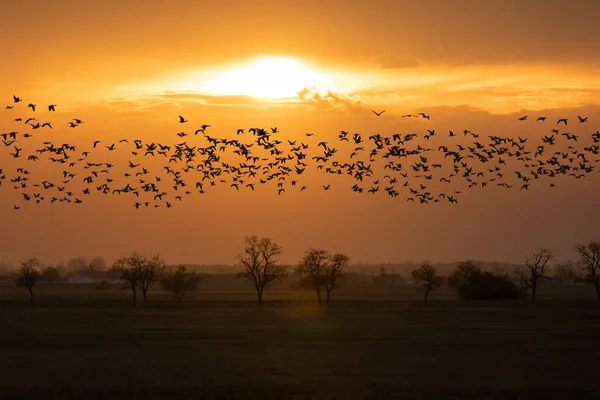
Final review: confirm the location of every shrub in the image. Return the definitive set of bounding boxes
[448,262,525,300]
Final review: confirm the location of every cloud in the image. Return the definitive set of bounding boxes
[295,87,366,112]
[102,98,182,112]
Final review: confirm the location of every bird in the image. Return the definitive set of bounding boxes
[371,110,386,117]
[518,116,528,121]
[578,115,588,123]
[178,115,188,123]
[48,105,56,112]
[557,118,568,125]
[27,103,36,112]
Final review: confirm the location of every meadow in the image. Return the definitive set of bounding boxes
[0,281,599,399]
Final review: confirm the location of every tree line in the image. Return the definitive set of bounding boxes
[9,238,600,305]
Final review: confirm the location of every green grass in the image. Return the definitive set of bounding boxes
[0,283,599,399]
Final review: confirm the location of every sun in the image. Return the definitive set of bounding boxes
[199,57,335,99]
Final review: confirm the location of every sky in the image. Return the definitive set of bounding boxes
[1,0,600,267]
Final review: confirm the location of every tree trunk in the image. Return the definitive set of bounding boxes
[325,288,332,304]
[28,286,34,304]
[315,286,322,305]
[257,288,263,307]
[594,275,600,300]
[142,288,148,304]
[424,289,431,305]
[531,284,537,301]
[132,287,137,305]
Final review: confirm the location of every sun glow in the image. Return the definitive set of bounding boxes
[199,57,335,99]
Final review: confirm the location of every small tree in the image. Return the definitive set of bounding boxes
[411,264,443,305]
[88,257,107,271]
[16,258,41,303]
[161,265,201,300]
[296,248,330,304]
[40,266,60,282]
[519,248,553,301]
[447,260,479,295]
[296,249,350,304]
[113,251,165,304]
[574,241,600,300]
[553,261,578,285]
[323,253,350,304]
[236,236,287,306]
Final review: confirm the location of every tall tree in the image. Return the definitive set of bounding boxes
[574,241,600,300]
[322,253,350,304]
[519,248,553,301]
[236,236,287,306]
[411,264,443,305]
[16,257,41,303]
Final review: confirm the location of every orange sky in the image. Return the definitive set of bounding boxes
[1,0,600,267]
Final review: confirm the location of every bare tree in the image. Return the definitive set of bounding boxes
[518,248,553,301]
[113,252,165,304]
[67,256,88,272]
[574,241,600,300]
[323,253,350,304]
[553,261,578,285]
[411,264,443,305]
[296,248,330,304]
[16,258,41,303]
[160,265,201,301]
[236,236,287,306]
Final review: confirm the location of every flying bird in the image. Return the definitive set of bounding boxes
[371,110,386,117]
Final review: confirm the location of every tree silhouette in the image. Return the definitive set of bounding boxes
[112,251,165,304]
[518,248,553,301]
[447,260,479,295]
[411,264,443,305]
[553,261,579,285]
[160,264,201,301]
[296,249,349,304]
[16,257,41,303]
[574,241,600,300]
[236,236,287,306]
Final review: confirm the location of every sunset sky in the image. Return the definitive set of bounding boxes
[1,0,600,267]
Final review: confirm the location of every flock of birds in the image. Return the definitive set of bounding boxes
[1,95,600,210]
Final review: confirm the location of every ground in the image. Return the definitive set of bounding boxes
[0,283,599,399]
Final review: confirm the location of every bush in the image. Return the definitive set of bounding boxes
[448,262,525,300]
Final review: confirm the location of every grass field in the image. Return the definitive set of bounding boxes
[0,283,599,399]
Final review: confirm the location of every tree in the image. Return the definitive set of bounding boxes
[411,264,443,305]
[40,266,60,282]
[574,241,600,300]
[112,252,165,304]
[296,249,349,304]
[236,236,287,306]
[160,265,201,300]
[322,253,350,303]
[447,262,524,300]
[518,248,553,301]
[67,256,88,272]
[447,260,479,295]
[553,261,578,285]
[296,248,330,304]
[16,258,41,303]
[88,257,107,271]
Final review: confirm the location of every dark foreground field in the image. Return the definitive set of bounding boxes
[0,284,599,399]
